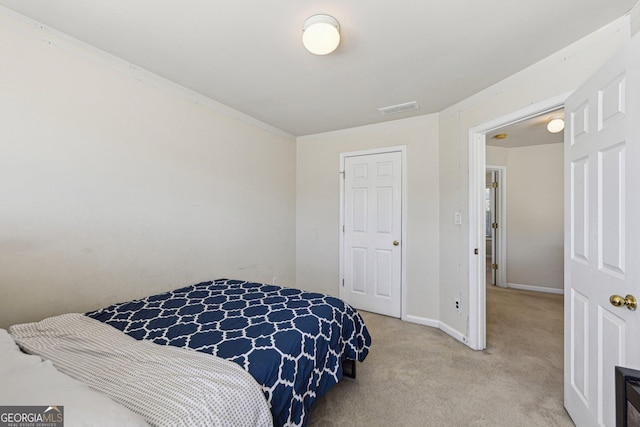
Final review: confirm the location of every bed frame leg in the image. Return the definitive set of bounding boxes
[343,359,356,379]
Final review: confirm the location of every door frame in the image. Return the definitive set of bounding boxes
[339,145,408,319]
[485,165,507,288]
[467,93,569,351]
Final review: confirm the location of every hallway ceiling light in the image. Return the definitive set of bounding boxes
[493,133,507,140]
[302,14,340,55]
[547,117,565,133]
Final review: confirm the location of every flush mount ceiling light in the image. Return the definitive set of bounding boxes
[493,133,507,140]
[302,14,340,55]
[547,117,565,133]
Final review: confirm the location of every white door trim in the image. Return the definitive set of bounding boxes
[486,165,507,288]
[467,93,570,351]
[339,145,408,319]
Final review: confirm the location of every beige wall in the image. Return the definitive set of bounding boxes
[486,146,508,166]
[296,116,440,321]
[0,11,296,328]
[487,144,564,291]
[439,16,631,338]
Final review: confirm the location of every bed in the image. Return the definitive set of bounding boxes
[85,278,372,427]
[9,313,273,427]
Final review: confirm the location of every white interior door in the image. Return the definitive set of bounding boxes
[342,150,402,318]
[564,33,640,427]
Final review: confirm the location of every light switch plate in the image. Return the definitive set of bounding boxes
[454,211,462,225]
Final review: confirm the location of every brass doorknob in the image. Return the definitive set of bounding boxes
[610,294,637,311]
[393,240,399,246]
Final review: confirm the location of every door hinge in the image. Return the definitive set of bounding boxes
[491,263,498,270]
[491,223,498,229]
[491,181,498,188]
[342,279,345,287]
[474,248,479,255]
[343,225,345,233]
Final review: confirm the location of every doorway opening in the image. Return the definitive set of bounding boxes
[485,166,507,288]
[467,94,568,351]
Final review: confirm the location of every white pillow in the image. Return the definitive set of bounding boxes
[0,329,149,426]
[0,329,42,374]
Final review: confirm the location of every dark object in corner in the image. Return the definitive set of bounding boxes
[615,366,640,427]
[343,359,356,379]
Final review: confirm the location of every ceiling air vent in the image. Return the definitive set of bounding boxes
[378,101,420,116]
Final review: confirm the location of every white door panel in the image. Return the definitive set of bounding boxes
[342,151,402,317]
[564,33,640,427]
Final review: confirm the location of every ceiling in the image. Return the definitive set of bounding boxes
[487,109,564,148]
[0,1,636,136]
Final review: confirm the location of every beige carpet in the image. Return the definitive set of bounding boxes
[308,286,574,426]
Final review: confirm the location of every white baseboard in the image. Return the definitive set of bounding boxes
[404,315,468,345]
[403,314,438,328]
[438,321,468,345]
[506,282,564,295]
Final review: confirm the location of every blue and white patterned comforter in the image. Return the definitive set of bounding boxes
[86,279,372,427]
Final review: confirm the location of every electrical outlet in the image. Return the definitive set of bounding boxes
[272,276,278,286]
